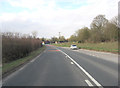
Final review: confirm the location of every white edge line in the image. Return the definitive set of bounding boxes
[3,53,43,84]
[31,54,41,63]
[56,48,103,87]
[85,80,94,86]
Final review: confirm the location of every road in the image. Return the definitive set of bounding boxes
[2,45,118,87]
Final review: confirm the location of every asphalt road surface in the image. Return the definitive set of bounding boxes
[2,45,118,87]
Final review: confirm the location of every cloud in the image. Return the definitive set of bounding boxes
[7,0,45,9]
[0,0,118,38]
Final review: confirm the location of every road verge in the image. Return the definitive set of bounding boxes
[52,42,118,54]
[2,46,46,78]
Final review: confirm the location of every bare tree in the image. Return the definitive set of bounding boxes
[111,16,118,26]
[32,31,38,38]
[90,15,108,42]
[90,15,108,30]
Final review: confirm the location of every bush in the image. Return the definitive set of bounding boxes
[2,32,42,63]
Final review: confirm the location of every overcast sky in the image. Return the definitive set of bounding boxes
[0,0,118,38]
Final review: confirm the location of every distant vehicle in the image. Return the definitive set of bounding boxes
[70,45,78,50]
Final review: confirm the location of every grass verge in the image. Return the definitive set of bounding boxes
[52,42,118,53]
[2,45,46,75]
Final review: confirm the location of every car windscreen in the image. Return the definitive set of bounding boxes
[72,45,76,46]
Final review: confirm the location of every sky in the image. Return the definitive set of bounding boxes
[0,0,118,38]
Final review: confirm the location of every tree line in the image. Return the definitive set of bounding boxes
[50,36,67,43]
[68,15,118,43]
[49,15,118,43]
[2,32,43,63]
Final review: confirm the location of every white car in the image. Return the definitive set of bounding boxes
[70,45,78,50]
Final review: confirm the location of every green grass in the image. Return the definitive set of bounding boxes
[2,46,46,74]
[52,42,118,53]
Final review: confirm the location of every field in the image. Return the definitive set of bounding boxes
[2,46,46,75]
[52,42,118,53]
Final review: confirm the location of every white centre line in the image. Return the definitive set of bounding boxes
[56,48,103,87]
[85,80,94,86]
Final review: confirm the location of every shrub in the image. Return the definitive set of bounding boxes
[2,32,42,63]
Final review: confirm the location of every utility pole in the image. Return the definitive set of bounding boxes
[59,32,61,42]
[59,32,61,39]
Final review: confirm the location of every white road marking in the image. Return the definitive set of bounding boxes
[66,56,68,58]
[56,48,103,87]
[18,63,29,71]
[85,80,93,86]
[3,53,43,84]
[19,67,25,71]
[71,62,74,64]
[31,59,35,62]
[89,54,92,56]
[30,54,41,63]
[44,50,46,53]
